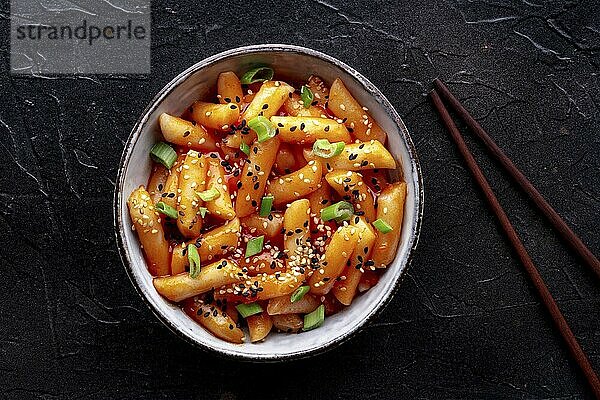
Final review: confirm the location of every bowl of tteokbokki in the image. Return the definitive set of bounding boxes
[115,44,423,360]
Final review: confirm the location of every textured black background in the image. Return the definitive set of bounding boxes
[1,0,600,398]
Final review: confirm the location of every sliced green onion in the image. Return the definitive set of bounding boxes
[187,244,201,278]
[303,304,325,331]
[320,201,354,223]
[240,141,250,156]
[248,116,277,142]
[240,66,274,84]
[259,196,274,217]
[313,139,345,158]
[373,218,393,234]
[150,142,177,169]
[155,201,178,219]
[245,235,264,258]
[300,85,314,108]
[291,286,310,303]
[196,188,221,202]
[199,207,208,218]
[236,302,263,318]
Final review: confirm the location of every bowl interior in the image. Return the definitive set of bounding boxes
[116,45,422,360]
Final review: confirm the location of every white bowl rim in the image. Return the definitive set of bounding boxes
[114,44,424,361]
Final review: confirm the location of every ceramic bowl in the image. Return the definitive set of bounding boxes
[114,44,423,361]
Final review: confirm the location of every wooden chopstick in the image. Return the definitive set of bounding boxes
[433,79,600,279]
[430,89,600,399]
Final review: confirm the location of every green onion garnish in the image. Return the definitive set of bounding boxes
[199,207,208,218]
[240,66,274,84]
[236,302,263,318]
[150,142,177,169]
[303,304,325,331]
[313,139,345,159]
[259,196,274,217]
[320,201,354,223]
[155,201,178,219]
[196,188,221,202]
[187,244,201,278]
[291,286,310,303]
[240,141,250,156]
[245,235,264,258]
[300,85,314,108]
[248,116,277,143]
[373,218,393,234]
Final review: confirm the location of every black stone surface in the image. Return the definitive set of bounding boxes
[1,0,599,398]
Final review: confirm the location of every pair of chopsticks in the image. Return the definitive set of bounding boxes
[430,79,600,398]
